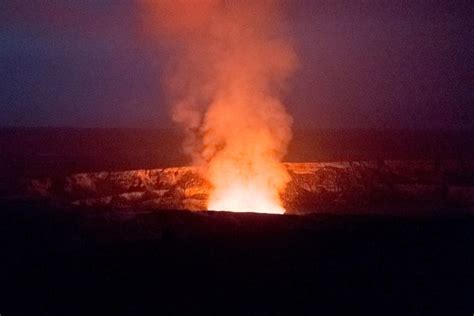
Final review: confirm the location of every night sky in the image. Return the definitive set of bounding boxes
[1,0,471,129]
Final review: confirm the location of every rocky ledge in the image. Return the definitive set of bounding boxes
[7,161,474,214]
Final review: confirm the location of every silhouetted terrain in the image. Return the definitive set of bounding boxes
[1,201,473,315]
[1,128,473,177]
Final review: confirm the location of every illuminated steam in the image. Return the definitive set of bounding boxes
[146,0,297,213]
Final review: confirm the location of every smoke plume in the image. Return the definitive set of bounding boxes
[147,0,297,213]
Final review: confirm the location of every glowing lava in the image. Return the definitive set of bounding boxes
[207,162,288,214]
[203,125,291,214]
[208,184,285,214]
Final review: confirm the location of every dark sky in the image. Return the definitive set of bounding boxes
[1,0,472,129]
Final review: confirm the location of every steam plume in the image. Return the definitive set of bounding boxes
[147,0,297,213]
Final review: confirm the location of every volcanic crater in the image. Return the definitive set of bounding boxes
[19,160,474,215]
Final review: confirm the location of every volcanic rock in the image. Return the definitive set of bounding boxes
[1,160,469,215]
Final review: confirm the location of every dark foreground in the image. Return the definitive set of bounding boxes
[1,201,473,315]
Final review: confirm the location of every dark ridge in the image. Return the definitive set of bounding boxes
[1,127,473,178]
[1,200,473,315]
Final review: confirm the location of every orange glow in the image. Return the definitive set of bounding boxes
[146,1,297,214]
[206,134,290,214]
[208,185,285,214]
[202,95,293,214]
